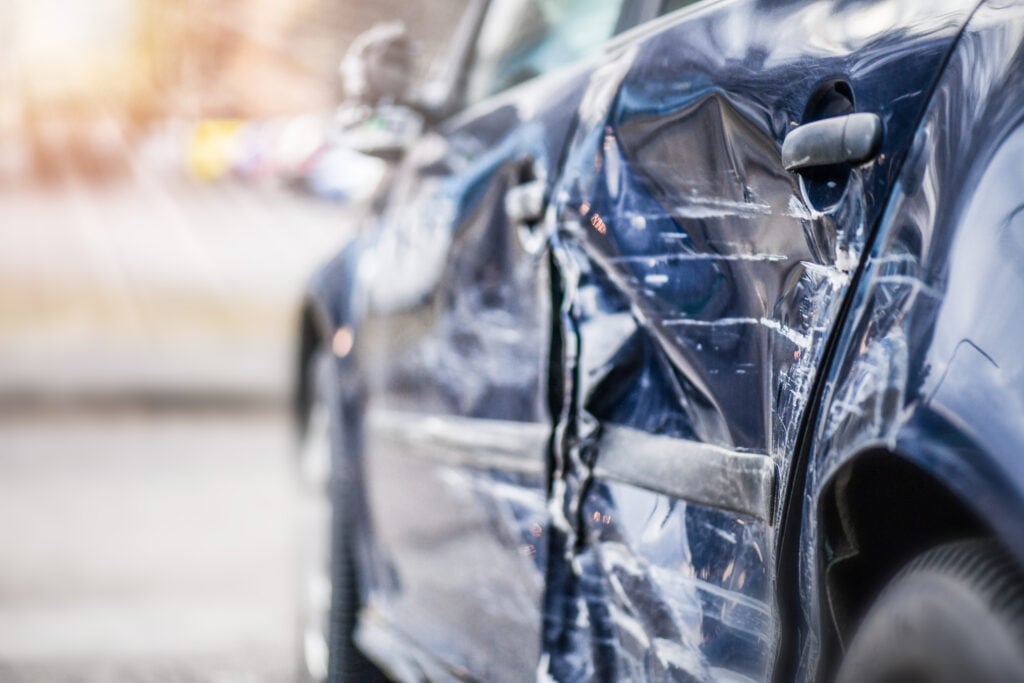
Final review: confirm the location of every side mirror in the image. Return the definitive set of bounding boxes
[334,23,426,160]
[341,22,414,107]
[330,104,423,162]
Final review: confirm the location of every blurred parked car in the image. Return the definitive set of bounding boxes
[186,118,245,181]
[229,119,285,182]
[24,97,130,181]
[295,0,1024,681]
[301,143,388,203]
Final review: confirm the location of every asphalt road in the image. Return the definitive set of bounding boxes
[0,168,357,680]
[0,407,300,682]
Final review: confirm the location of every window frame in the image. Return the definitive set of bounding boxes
[451,0,653,111]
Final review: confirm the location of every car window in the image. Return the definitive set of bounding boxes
[464,0,628,104]
[659,0,703,15]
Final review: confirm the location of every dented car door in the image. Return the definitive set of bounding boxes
[542,0,978,679]
[355,1,637,679]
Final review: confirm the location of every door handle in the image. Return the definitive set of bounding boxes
[504,178,547,227]
[782,112,882,172]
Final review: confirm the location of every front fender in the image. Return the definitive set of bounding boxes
[303,238,366,344]
[799,0,1024,674]
[294,238,366,428]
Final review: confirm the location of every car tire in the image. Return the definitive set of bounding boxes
[836,538,1024,683]
[298,349,383,683]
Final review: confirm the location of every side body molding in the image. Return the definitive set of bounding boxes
[368,410,548,476]
[539,0,979,680]
[594,425,776,522]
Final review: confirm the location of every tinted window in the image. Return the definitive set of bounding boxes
[659,0,703,15]
[465,0,627,103]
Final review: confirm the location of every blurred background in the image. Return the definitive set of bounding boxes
[0,1,463,680]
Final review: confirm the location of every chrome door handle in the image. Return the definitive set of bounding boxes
[782,112,883,172]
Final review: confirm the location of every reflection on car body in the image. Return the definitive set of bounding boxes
[296,0,1024,680]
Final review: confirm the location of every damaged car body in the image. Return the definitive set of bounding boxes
[295,0,1024,680]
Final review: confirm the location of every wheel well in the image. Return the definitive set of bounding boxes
[819,450,989,673]
[294,302,320,435]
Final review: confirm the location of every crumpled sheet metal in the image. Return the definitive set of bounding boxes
[797,1,1024,678]
[539,0,977,680]
[324,0,984,678]
[578,483,772,682]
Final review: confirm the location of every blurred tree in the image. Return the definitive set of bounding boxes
[139,0,468,120]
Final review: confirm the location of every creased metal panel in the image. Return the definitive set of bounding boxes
[594,425,776,521]
[367,409,549,475]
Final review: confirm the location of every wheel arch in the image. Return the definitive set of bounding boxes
[817,448,989,648]
[813,436,1024,679]
[292,240,365,433]
[294,298,323,434]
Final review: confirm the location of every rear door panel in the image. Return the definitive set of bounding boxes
[545,0,977,679]
[357,63,596,681]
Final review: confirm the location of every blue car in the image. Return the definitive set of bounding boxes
[294,0,1024,680]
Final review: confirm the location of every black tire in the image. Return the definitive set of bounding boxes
[836,538,1024,683]
[299,349,383,683]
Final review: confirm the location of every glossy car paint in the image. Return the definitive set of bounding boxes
[543,0,976,679]
[799,1,1024,677]
[352,55,600,681]
[295,0,1024,680]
